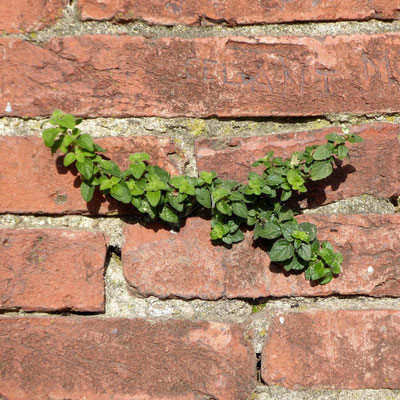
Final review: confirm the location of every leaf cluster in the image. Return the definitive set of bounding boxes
[42,110,363,285]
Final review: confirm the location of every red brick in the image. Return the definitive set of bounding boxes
[122,217,271,300]
[195,123,400,206]
[0,317,255,399]
[271,214,400,297]
[262,310,400,389]
[0,229,106,312]
[78,0,400,25]
[0,136,184,215]
[122,215,400,299]
[2,34,400,117]
[0,0,66,33]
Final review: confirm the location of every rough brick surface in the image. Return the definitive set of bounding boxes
[79,0,400,25]
[0,317,255,400]
[195,123,400,206]
[262,310,400,389]
[0,136,184,215]
[2,34,400,117]
[122,215,400,299]
[122,217,271,300]
[274,214,400,297]
[0,229,106,312]
[0,0,66,33]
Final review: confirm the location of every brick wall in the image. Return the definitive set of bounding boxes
[1,1,400,399]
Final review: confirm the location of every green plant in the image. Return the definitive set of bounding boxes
[42,110,363,285]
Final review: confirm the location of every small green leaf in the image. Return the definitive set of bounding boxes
[81,180,95,202]
[247,214,257,226]
[177,192,187,203]
[76,158,94,180]
[76,134,94,151]
[313,144,333,160]
[287,169,304,190]
[325,132,345,143]
[227,219,239,234]
[171,175,186,188]
[131,196,142,209]
[231,202,248,219]
[283,254,306,271]
[216,200,232,215]
[269,239,294,262]
[147,166,170,182]
[310,161,333,181]
[100,160,122,178]
[292,230,310,242]
[305,266,312,281]
[212,187,230,204]
[210,221,230,240]
[167,193,184,212]
[42,128,60,147]
[337,144,349,160]
[222,236,233,244]
[111,182,132,204]
[58,114,76,129]
[275,205,294,222]
[348,134,363,143]
[332,261,342,275]
[129,152,150,162]
[138,198,156,219]
[75,147,85,163]
[49,109,64,126]
[281,220,298,241]
[297,243,312,261]
[254,221,282,240]
[145,180,167,192]
[62,134,75,148]
[100,178,114,191]
[319,273,333,285]
[264,174,285,186]
[195,188,212,208]
[280,190,292,202]
[146,190,161,207]
[310,238,320,253]
[310,260,330,281]
[298,223,317,242]
[128,181,144,196]
[318,247,336,265]
[94,143,107,152]
[228,229,245,243]
[63,152,76,167]
[160,204,179,224]
[200,171,216,184]
[130,161,146,179]
[229,191,244,202]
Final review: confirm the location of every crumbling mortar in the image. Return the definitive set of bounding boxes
[2,114,400,140]
[251,385,400,399]
[3,9,400,43]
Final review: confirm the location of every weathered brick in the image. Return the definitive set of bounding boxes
[195,123,400,206]
[0,136,184,214]
[0,229,106,312]
[0,317,255,399]
[262,310,400,389]
[122,215,400,299]
[273,214,400,297]
[122,217,271,300]
[78,0,400,25]
[2,34,400,117]
[0,0,66,33]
